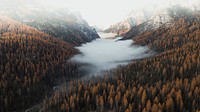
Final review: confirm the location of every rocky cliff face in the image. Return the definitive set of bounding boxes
[104,1,200,38]
[104,9,152,36]
[123,6,197,40]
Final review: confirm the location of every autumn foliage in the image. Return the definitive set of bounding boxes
[0,16,81,111]
[42,10,200,112]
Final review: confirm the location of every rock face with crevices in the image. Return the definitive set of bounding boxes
[123,6,197,40]
[104,9,152,36]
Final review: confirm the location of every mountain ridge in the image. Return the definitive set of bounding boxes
[104,2,200,38]
[0,3,100,45]
[123,6,196,40]
[104,9,152,36]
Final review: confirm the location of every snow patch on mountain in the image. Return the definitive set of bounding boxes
[104,9,152,36]
[144,9,173,30]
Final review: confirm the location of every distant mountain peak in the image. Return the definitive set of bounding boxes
[123,5,198,40]
[104,9,152,36]
[104,1,200,38]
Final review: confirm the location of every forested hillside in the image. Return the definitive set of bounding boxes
[42,8,200,112]
[0,16,82,111]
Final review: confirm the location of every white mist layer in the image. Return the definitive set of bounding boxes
[70,37,153,74]
[98,32,117,38]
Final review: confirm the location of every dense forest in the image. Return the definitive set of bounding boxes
[0,16,85,111]
[0,5,199,112]
[42,9,200,112]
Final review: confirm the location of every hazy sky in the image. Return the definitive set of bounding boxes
[37,0,199,29]
[40,0,154,28]
[1,0,199,29]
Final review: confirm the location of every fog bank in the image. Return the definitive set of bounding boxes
[70,37,154,74]
[98,32,117,38]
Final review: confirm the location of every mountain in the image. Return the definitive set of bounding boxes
[0,2,100,45]
[104,0,200,38]
[0,15,83,111]
[92,25,103,32]
[0,1,100,111]
[123,6,195,40]
[104,9,152,36]
[42,6,200,112]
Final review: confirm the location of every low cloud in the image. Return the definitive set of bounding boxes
[70,37,154,75]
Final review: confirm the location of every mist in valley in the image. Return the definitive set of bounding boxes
[70,36,154,75]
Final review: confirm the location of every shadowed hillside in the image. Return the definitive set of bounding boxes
[0,16,83,111]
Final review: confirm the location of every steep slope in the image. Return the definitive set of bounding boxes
[104,1,200,38]
[0,2,100,45]
[92,25,103,32]
[0,15,81,111]
[104,9,152,36]
[123,7,175,40]
[123,6,196,43]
